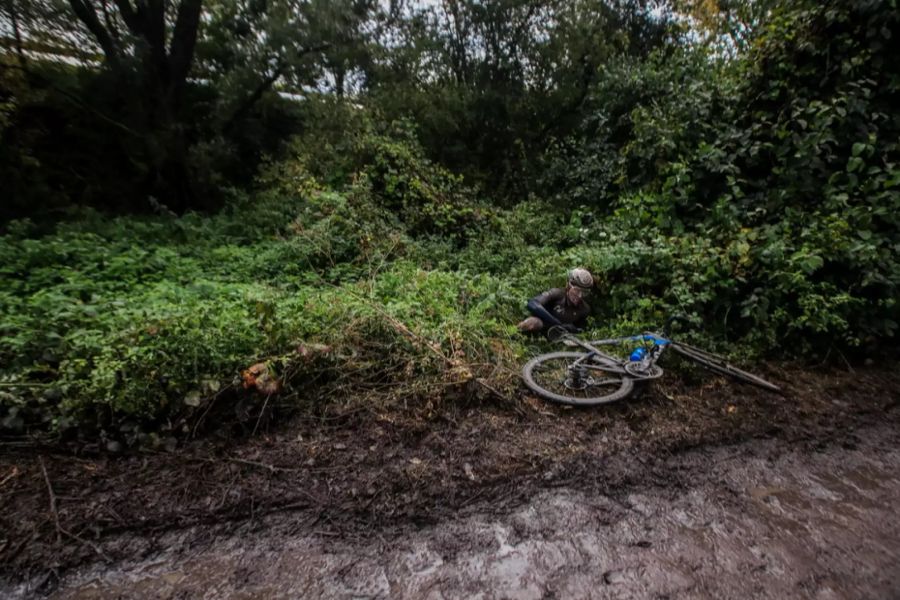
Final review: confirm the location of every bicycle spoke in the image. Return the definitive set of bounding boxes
[525,352,633,404]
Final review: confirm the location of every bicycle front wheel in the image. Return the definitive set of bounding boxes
[522,351,635,406]
[670,342,780,393]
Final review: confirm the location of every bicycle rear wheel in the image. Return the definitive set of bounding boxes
[522,351,635,406]
[670,342,780,393]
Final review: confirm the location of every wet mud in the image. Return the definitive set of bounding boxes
[2,366,900,598]
[20,422,900,599]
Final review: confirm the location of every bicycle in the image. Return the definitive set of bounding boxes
[521,317,780,406]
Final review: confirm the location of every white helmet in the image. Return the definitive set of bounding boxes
[567,268,594,290]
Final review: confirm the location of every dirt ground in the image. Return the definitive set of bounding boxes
[2,364,899,598]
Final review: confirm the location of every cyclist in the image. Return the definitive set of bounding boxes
[517,268,594,334]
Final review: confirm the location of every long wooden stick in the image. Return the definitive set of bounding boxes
[38,457,61,545]
[39,456,111,561]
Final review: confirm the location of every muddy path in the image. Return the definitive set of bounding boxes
[28,421,900,599]
[2,365,900,598]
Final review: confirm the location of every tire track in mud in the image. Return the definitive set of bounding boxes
[9,419,900,600]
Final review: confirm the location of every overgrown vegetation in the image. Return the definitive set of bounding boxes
[1,0,898,444]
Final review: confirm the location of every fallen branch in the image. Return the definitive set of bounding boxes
[230,457,289,472]
[251,393,273,437]
[474,377,514,404]
[188,456,302,473]
[58,525,111,563]
[38,457,61,545]
[0,466,19,488]
[191,383,237,439]
[39,456,110,562]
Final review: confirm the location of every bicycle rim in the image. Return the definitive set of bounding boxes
[522,351,635,406]
[670,342,780,393]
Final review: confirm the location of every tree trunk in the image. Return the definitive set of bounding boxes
[144,107,197,213]
[69,0,205,212]
[335,64,346,98]
[7,0,27,68]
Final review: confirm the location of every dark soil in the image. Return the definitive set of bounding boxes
[1,364,899,597]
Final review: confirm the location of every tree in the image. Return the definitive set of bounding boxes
[360,0,673,198]
[62,0,203,211]
[0,0,373,213]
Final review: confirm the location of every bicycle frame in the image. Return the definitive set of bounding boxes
[558,331,672,375]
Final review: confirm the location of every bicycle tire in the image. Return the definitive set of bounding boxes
[670,342,780,393]
[522,351,635,406]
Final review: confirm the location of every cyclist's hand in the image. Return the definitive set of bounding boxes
[547,324,581,341]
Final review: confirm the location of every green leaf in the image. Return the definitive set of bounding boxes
[798,254,824,274]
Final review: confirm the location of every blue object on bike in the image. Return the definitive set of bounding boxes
[629,347,647,362]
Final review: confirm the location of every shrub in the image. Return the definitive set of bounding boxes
[0,190,523,443]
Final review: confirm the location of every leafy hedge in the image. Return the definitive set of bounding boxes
[544,0,900,351]
[2,102,898,443]
[0,166,524,443]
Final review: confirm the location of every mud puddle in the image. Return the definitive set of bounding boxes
[14,422,900,599]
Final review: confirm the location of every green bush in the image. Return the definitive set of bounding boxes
[1,178,895,442]
[0,190,525,442]
[266,115,492,240]
[541,0,900,352]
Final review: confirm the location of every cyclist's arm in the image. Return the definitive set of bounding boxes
[526,289,564,328]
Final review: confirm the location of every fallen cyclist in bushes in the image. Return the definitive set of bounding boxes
[517,268,594,335]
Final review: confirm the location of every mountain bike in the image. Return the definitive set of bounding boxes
[521,317,780,406]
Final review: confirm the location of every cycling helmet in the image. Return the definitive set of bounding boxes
[567,268,594,290]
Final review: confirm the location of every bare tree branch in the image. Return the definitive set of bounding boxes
[169,0,203,100]
[221,43,331,133]
[221,60,287,133]
[69,0,119,63]
[5,0,28,68]
[112,0,141,33]
[143,0,168,71]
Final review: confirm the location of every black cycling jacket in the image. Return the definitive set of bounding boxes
[526,288,590,329]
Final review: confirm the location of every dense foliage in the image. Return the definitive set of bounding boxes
[1,0,898,443]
